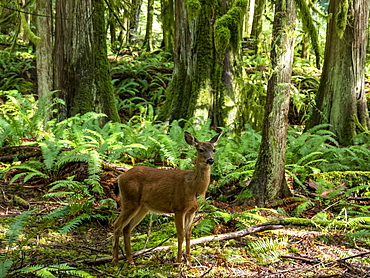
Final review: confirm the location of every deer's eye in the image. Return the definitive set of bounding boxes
[213,149,216,152]
[199,149,204,153]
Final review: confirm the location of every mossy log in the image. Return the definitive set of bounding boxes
[279,217,370,230]
[307,171,370,188]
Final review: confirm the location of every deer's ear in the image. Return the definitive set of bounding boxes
[209,133,221,145]
[184,131,199,146]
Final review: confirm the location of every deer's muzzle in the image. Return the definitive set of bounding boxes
[206,158,214,165]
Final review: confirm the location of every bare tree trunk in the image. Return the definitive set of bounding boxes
[143,0,154,51]
[35,0,53,107]
[306,0,370,145]
[248,0,295,207]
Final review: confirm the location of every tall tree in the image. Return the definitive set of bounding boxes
[35,0,53,103]
[248,0,295,207]
[54,0,120,123]
[306,0,370,145]
[159,0,247,127]
[143,0,154,51]
[249,0,266,53]
[161,0,174,53]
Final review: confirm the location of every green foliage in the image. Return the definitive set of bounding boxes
[0,51,33,92]
[345,230,370,247]
[247,237,289,265]
[286,124,370,189]
[0,210,35,278]
[111,52,173,120]
[290,74,319,123]
[11,263,94,278]
[0,209,94,278]
[0,90,63,146]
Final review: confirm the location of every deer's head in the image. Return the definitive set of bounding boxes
[184,131,221,166]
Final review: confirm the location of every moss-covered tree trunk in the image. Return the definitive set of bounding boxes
[54,0,120,123]
[159,0,247,127]
[248,0,295,207]
[161,0,174,54]
[250,0,266,53]
[306,0,370,146]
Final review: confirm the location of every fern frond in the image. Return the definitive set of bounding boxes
[58,214,92,234]
[41,206,71,221]
[11,263,94,278]
[9,164,49,184]
[4,209,36,249]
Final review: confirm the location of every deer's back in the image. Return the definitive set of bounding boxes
[118,166,197,213]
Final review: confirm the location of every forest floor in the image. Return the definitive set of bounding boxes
[1,165,370,278]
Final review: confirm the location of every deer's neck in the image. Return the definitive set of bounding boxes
[192,163,211,197]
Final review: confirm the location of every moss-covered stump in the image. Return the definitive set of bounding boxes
[307,171,370,188]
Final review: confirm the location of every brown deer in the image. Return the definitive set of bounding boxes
[112,131,221,265]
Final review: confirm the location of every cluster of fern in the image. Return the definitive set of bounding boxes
[112,51,173,120]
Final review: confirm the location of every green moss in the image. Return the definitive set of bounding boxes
[215,25,231,57]
[335,0,349,39]
[307,171,370,188]
[214,3,246,56]
[21,12,41,46]
[186,0,201,20]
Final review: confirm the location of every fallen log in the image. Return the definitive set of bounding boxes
[77,222,283,265]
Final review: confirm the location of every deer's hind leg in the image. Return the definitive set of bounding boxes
[112,205,141,266]
[122,207,149,264]
[174,212,185,264]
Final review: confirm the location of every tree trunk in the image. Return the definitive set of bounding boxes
[35,0,53,108]
[159,0,246,127]
[306,0,370,146]
[250,0,266,53]
[54,0,120,123]
[143,0,154,51]
[248,0,295,207]
[161,0,174,54]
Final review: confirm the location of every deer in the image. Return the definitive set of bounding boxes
[112,131,221,266]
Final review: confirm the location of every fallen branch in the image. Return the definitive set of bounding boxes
[77,222,283,265]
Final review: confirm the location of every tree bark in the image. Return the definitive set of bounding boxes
[248,0,295,207]
[250,0,266,53]
[143,0,154,51]
[159,0,246,127]
[306,0,370,146]
[54,0,120,123]
[161,0,174,54]
[35,0,53,121]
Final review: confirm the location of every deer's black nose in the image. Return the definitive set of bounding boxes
[206,158,214,165]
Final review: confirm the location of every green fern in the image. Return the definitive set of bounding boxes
[292,198,314,217]
[247,237,289,265]
[9,161,50,184]
[0,209,36,278]
[11,263,94,278]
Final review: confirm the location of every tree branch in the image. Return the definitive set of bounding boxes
[77,222,283,265]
